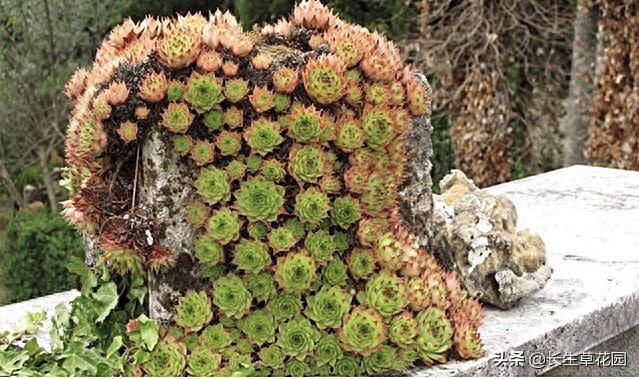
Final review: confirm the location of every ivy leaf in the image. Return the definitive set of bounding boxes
[91,282,119,323]
[61,351,98,376]
[67,256,97,296]
[106,336,123,359]
[50,303,71,351]
[129,315,159,351]
[0,350,30,376]
[128,276,147,305]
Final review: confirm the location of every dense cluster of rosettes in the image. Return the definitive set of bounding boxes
[62,1,483,376]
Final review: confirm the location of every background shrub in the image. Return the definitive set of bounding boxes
[0,210,83,305]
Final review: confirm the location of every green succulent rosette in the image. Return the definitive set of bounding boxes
[285,358,312,376]
[174,290,213,332]
[357,217,390,247]
[285,218,307,240]
[235,178,285,222]
[194,235,223,266]
[331,197,361,229]
[302,55,348,104]
[274,251,317,293]
[305,285,352,329]
[276,316,321,359]
[167,81,184,101]
[288,104,323,143]
[232,239,271,273]
[361,106,393,149]
[225,351,255,376]
[339,307,386,356]
[288,144,325,184]
[304,230,335,264]
[143,338,187,377]
[315,334,344,367]
[347,248,376,279]
[238,309,276,346]
[260,159,286,182]
[225,160,247,182]
[184,74,224,113]
[206,208,241,245]
[315,362,331,376]
[200,324,232,350]
[333,231,351,252]
[389,311,418,348]
[362,344,395,375]
[190,139,215,166]
[322,258,348,286]
[216,130,242,156]
[224,78,250,103]
[294,187,331,225]
[416,308,454,365]
[201,264,226,281]
[172,134,193,155]
[185,201,209,226]
[245,154,263,173]
[267,226,297,253]
[273,93,291,112]
[392,347,420,371]
[245,271,277,302]
[195,167,230,205]
[203,109,224,131]
[186,346,222,376]
[335,118,365,152]
[332,354,362,376]
[247,221,268,240]
[258,345,285,369]
[244,118,284,156]
[267,292,302,320]
[213,274,253,318]
[364,82,389,105]
[319,175,342,194]
[359,272,408,317]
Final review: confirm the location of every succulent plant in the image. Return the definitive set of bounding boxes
[294,187,330,225]
[258,345,285,368]
[232,239,271,273]
[244,118,284,156]
[305,285,352,329]
[272,66,299,94]
[206,208,241,245]
[200,324,232,350]
[277,316,321,359]
[186,347,222,376]
[194,235,223,266]
[63,2,483,376]
[302,54,349,104]
[143,338,187,376]
[235,178,285,222]
[304,230,335,264]
[359,272,407,317]
[339,307,386,357]
[174,290,213,332]
[245,272,277,302]
[224,78,250,103]
[161,102,194,133]
[194,167,230,205]
[238,309,276,346]
[213,274,253,318]
[274,251,316,293]
[203,109,224,131]
[117,121,138,143]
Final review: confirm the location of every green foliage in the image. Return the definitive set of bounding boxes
[0,211,83,305]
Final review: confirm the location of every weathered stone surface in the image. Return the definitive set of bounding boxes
[398,74,434,249]
[432,169,552,309]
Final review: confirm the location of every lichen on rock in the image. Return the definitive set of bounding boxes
[432,170,552,309]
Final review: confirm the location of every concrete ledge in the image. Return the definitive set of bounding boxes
[1,165,638,376]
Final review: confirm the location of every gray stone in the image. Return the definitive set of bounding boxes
[398,73,434,249]
[432,169,552,309]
